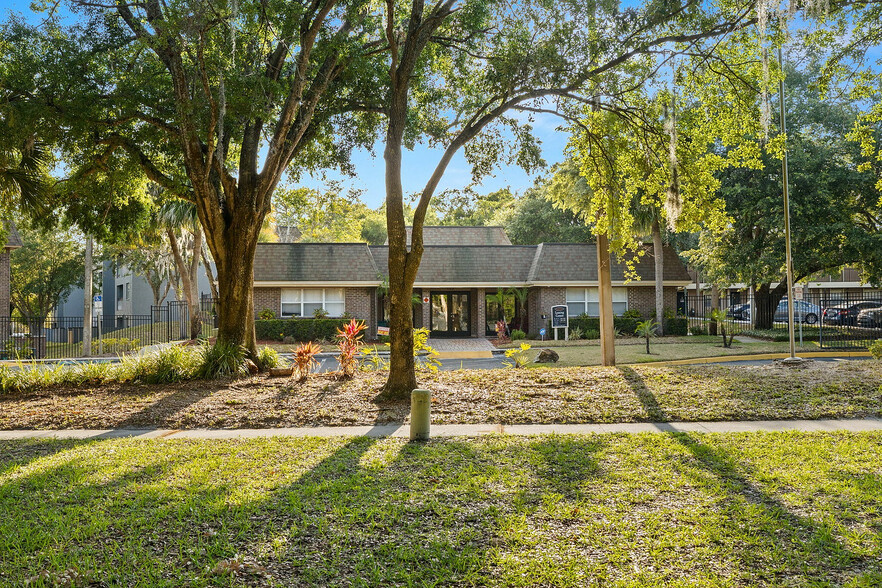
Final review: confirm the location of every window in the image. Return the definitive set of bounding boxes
[125,282,131,301]
[566,287,628,316]
[116,285,123,311]
[280,288,345,317]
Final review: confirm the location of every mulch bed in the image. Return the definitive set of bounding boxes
[1,360,880,430]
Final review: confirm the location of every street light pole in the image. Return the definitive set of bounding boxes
[778,46,799,361]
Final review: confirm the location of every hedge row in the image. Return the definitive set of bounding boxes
[255,318,349,342]
[567,315,687,336]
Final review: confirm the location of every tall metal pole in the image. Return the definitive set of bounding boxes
[82,235,93,357]
[778,46,798,359]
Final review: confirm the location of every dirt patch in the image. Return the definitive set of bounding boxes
[0,361,879,430]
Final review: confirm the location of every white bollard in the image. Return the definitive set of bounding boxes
[410,389,431,441]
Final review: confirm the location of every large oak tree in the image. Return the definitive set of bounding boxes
[2,1,384,358]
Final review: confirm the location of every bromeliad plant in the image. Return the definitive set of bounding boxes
[292,341,322,381]
[504,342,532,368]
[336,319,367,378]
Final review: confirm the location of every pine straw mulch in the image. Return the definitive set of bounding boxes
[1,360,880,430]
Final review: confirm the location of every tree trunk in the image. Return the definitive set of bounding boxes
[201,246,219,300]
[82,236,92,357]
[710,284,719,336]
[597,232,616,366]
[381,76,418,398]
[753,282,787,330]
[204,211,262,357]
[652,220,664,336]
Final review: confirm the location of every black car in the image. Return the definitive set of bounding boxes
[823,301,882,326]
[727,303,751,321]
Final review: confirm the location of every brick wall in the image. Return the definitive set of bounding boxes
[475,288,486,336]
[527,287,565,336]
[0,251,10,319]
[345,288,374,335]
[626,286,678,318]
[253,287,281,318]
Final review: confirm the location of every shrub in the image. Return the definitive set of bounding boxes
[293,341,322,381]
[257,346,283,369]
[622,309,643,319]
[584,329,600,339]
[198,341,247,379]
[511,329,527,341]
[312,307,330,319]
[413,327,442,372]
[258,308,276,320]
[870,339,882,360]
[664,317,688,336]
[569,315,641,336]
[137,345,202,385]
[337,319,367,378]
[504,342,532,368]
[255,318,349,342]
[690,325,708,336]
[569,326,583,341]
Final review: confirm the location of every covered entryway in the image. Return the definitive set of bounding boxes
[430,291,471,337]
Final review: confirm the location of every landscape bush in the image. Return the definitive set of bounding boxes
[255,318,349,342]
[197,341,248,378]
[870,339,882,360]
[664,317,688,336]
[568,327,583,341]
[690,325,708,336]
[257,346,284,369]
[511,329,527,341]
[258,308,276,320]
[569,315,641,336]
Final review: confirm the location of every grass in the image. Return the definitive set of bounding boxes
[1,432,881,586]
[502,336,822,366]
[1,361,880,429]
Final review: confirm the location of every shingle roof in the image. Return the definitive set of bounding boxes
[3,221,22,249]
[255,240,691,285]
[371,246,535,283]
[253,243,378,282]
[385,226,512,246]
[528,243,691,283]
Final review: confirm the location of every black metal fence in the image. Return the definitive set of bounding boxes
[0,300,219,360]
[680,291,882,349]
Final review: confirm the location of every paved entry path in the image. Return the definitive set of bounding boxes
[2,418,881,441]
[429,338,497,358]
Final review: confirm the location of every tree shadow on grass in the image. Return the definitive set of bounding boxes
[618,365,667,421]
[620,371,878,583]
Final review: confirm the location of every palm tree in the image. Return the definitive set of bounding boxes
[507,287,529,332]
[155,198,205,340]
[0,140,52,221]
[630,193,667,336]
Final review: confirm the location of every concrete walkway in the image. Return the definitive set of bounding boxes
[2,418,881,441]
[429,338,497,359]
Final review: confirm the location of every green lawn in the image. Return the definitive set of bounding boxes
[2,433,881,586]
[510,336,822,366]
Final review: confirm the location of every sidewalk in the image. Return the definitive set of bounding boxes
[2,417,881,441]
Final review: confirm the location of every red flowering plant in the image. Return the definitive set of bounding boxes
[336,319,367,378]
[292,341,322,382]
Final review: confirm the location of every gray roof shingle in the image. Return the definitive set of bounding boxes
[253,243,377,282]
[385,226,512,246]
[255,240,691,285]
[528,243,691,283]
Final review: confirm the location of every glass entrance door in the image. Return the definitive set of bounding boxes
[430,292,471,336]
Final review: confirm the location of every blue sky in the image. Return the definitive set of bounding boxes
[0,0,570,209]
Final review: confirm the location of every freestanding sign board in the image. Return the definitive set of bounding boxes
[550,305,569,340]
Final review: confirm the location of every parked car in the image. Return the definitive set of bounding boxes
[727,303,751,321]
[824,301,882,326]
[773,299,822,325]
[857,307,882,329]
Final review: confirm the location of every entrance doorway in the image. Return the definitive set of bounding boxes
[430,291,471,336]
